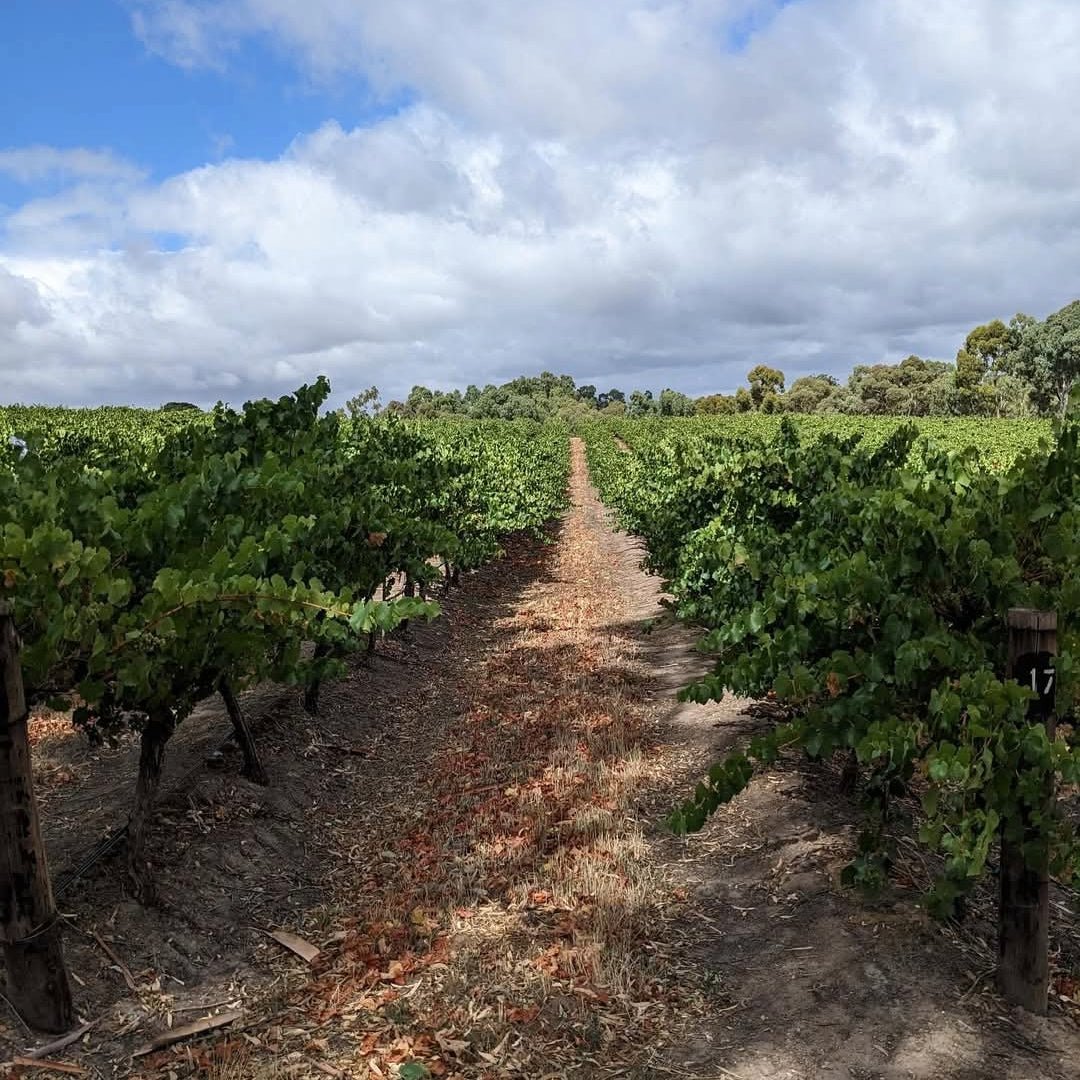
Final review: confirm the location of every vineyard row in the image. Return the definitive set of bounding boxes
[0,381,569,1030]
[582,414,1080,1014]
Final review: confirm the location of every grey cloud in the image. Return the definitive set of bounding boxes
[0,268,49,337]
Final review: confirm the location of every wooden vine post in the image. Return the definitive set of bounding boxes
[0,602,75,1032]
[999,608,1057,1014]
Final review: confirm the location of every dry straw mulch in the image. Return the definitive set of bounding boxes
[130,440,704,1079]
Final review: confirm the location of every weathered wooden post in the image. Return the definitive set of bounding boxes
[998,608,1057,1014]
[0,602,75,1032]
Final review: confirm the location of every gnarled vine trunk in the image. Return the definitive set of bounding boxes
[303,642,332,716]
[400,577,415,634]
[127,708,176,903]
[0,606,74,1032]
[219,680,268,785]
[839,748,859,795]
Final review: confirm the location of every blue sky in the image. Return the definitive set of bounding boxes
[2,1,1079,407]
[1,0,781,190]
[1,0,405,202]
[725,0,799,51]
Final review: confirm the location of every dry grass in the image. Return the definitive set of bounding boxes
[200,1051,285,1080]
[130,439,699,1079]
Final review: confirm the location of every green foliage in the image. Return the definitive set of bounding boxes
[694,393,738,415]
[624,388,694,417]
[626,389,655,418]
[343,386,381,418]
[391,371,607,422]
[839,356,953,416]
[389,372,689,423]
[658,388,695,416]
[746,364,785,408]
[782,374,837,414]
[1006,301,1080,419]
[418,418,570,570]
[0,403,207,466]
[955,318,1019,418]
[583,412,1080,913]
[1,384,569,746]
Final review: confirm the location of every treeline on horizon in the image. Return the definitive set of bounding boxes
[388,299,1080,421]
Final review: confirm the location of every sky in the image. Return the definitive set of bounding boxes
[2,1,1079,408]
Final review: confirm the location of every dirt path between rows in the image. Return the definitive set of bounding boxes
[5,438,1080,1078]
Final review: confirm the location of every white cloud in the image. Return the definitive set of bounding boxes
[129,1,796,142]
[4,1,1080,404]
[129,0,243,72]
[0,146,143,184]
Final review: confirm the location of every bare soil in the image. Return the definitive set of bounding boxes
[2,439,1079,1079]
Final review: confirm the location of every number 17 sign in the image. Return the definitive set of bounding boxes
[1014,650,1056,721]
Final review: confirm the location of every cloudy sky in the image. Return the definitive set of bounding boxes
[2,1,1079,407]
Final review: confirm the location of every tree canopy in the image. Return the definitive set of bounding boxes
[381,298,1080,422]
[388,373,692,421]
[1005,302,1080,418]
[688,300,1080,419]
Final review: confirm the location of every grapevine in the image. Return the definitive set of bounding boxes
[583,413,1080,919]
[1,382,569,896]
